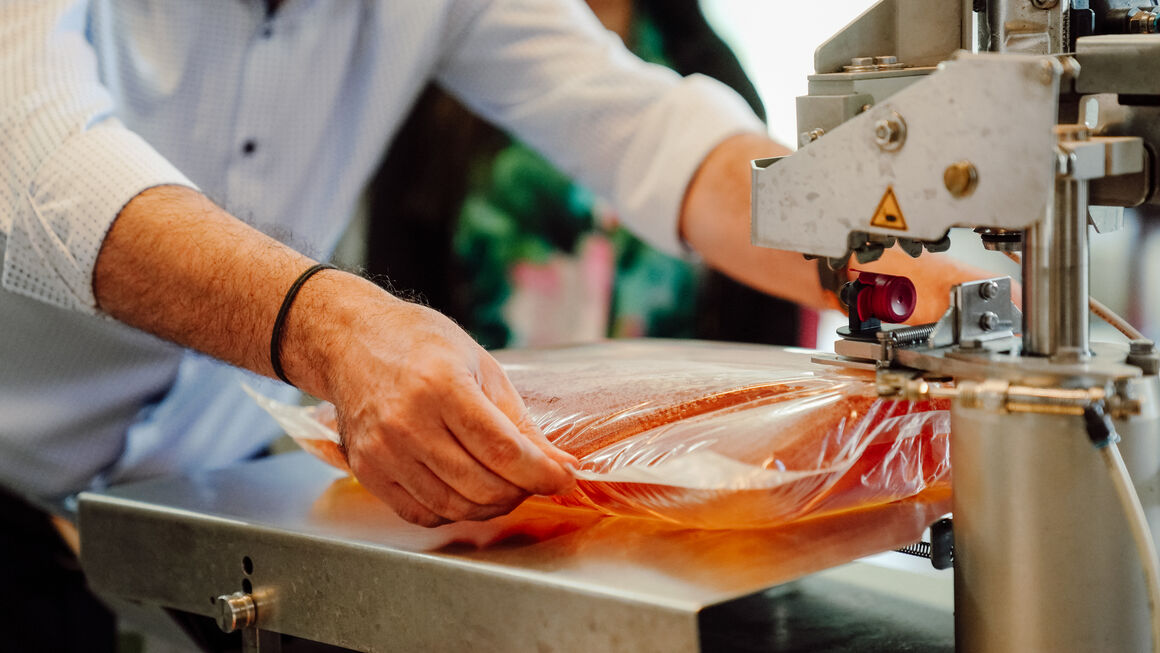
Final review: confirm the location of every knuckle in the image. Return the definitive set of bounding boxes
[398,505,444,528]
[413,357,460,392]
[473,484,522,507]
[427,491,467,521]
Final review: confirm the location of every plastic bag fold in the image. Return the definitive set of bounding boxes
[251,340,950,529]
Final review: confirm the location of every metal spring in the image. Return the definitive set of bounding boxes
[896,541,933,559]
[883,323,937,346]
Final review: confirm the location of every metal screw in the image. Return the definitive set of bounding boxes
[844,56,878,73]
[979,312,999,332]
[1038,59,1058,86]
[1030,0,1059,9]
[978,280,1000,300]
[874,112,907,152]
[799,128,825,147]
[944,161,979,198]
[216,592,256,633]
[873,55,906,70]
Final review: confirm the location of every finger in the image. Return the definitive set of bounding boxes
[477,359,580,469]
[441,377,576,496]
[410,428,531,509]
[368,480,451,528]
[353,434,521,522]
[396,457,524,521]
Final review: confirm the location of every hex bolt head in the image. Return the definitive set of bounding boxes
[945,161,979,198]
[874,112,907,152]
[978,280,1000,300]
[979,311,999,332]
[216,592,256,633]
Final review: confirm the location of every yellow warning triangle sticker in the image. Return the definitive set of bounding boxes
[870,186,908,231]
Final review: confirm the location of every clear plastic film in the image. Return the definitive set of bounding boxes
[249,340,950,530]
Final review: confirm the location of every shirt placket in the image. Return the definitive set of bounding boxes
[225,8,284,225]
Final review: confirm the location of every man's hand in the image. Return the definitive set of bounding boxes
[95,185,576,527]
[282,277,578,527]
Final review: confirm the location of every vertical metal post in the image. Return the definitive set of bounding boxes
[964,0,984,52]
[242,629,282,653]
[1021,210,1052,354]
[1022,127,1091,358]
[1053,171,1091,357]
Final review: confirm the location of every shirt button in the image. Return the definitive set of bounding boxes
[262,25,273,38]
[241,140,257,155]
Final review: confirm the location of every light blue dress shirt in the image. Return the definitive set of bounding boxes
[0,0,763,502]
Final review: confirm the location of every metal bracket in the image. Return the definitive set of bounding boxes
[924,277,1021,351]
[752,53,1061,260]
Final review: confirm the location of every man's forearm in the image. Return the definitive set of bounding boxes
[92,185,357,397]
[92,185,577,526]
[679,133,1004,325]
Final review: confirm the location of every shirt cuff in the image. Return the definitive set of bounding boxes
[4,120,195,313]
[613,74,765,258]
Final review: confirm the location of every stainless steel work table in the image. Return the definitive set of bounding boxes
[78,452,954,652]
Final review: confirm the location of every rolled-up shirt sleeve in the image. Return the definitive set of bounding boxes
[1,0,193,313]
[435,0,766,257]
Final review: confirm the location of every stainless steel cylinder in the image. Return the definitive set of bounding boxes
[952,375,1160,652]
[1023,176,1090,357]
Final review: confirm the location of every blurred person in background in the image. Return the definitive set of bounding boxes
[365,0,806,350]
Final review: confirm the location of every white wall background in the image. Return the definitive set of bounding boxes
[701,1,878,148]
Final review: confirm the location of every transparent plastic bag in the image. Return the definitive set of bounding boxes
[250,340,950,529]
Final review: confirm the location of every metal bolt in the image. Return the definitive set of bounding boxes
[944,161,979,198]
[873,55,906,70]
[979,311,999,332]
[216,592,257,633]
[978,280,1000,300]
[1038,59,1059,86]
[799,128,825,147]
[844,56,878,73]
[1030,0,1059,9]
[874,112,907,152]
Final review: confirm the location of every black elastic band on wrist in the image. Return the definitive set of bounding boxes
[270,263,336,386]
